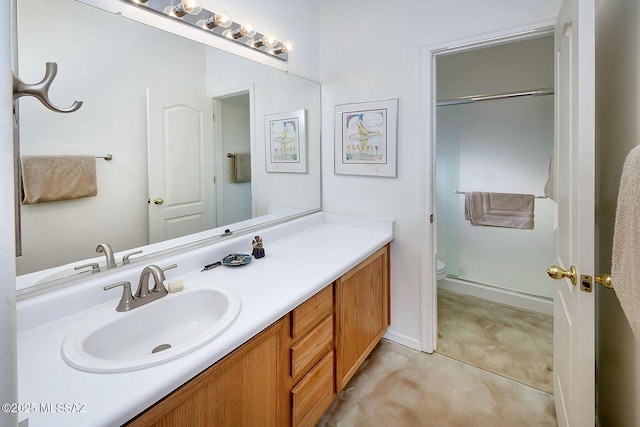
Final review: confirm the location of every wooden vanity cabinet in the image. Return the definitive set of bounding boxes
[125,243,390,426]
[126,318,289,427]
[334,244,390,393]
[288,285,335,426]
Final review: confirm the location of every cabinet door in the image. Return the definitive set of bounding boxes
[126,318,288,427]
[335,245,390,392]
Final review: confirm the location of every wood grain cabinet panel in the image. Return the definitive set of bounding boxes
[290,315,333,382]
[291,351,335,427]
[334,244,390,393]
[290,285,333,340]
[126,318,288,427]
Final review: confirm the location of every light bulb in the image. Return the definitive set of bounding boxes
[164,0,202,18]
[254,33,278,48]
[230,22,257,39]
[273,40,295,55]
[197,11,233,30]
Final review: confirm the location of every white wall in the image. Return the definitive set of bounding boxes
[594,0,640,425]
[319,0,561,348]
[2,2,17,425]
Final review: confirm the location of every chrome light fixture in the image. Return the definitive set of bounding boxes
[123,0,294,61]
[197,11,233,30]
[253,33,278,48]
[164,0,202,18]
[227,22,257,40]
[273,40,295,55]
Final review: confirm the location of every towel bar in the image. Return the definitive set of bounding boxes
[96,154,113,161]
[454,190,548,199]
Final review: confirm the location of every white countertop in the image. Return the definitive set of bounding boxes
[16,212,393,427]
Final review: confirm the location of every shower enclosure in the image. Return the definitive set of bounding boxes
[435,36,557,310]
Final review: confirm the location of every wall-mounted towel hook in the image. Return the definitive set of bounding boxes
[12,62,83,113]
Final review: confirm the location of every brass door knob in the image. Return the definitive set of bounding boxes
[153,197,164,205]
[546,265,577,285]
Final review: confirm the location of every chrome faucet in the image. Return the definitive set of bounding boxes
[96,243,116,269]
[103,263,177,312]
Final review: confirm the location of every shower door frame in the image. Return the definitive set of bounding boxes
[419,21,556,353]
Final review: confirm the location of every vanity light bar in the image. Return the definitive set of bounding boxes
[123,0,291,61]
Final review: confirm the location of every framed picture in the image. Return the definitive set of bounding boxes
[265,109,307,173]
[334,98,398,177]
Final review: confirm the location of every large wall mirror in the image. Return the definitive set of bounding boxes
[15,0,321,291]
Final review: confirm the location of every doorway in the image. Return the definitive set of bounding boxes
[212,91,253,227]
[429,30,556,392]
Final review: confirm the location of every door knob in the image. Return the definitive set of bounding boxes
[546,265,577,285]
[153,197,164,205]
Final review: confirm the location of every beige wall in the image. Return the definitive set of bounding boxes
[595,0,640,425]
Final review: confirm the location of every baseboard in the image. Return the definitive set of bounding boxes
[438,277,553,316]
[383,328,422,351]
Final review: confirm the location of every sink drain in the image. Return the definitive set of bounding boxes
[151,344,172,354]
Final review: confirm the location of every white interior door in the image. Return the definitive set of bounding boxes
[551,0,595,425]
[147,88,215,243]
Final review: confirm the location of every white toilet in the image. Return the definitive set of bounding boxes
[436,258,447,281]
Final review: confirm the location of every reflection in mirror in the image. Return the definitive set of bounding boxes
[15,0,320,290]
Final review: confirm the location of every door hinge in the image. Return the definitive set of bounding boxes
[212,113,216,122]
[430,214,434,224]
[213,176,216,184]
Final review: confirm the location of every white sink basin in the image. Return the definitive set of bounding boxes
[61,284,241,373]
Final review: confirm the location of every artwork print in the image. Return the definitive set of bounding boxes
[269,117,300,163]
[342,109,387,165]
[264,109,307,173]
[334,99,398,177]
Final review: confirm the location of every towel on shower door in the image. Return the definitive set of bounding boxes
[464,191,535,230]
[20,154,97,204]
[612,145,640,338]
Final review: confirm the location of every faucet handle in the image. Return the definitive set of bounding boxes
[151,264,177,293]
[122,250,143,265]
[74,262,100,274]
[104,281,134,312]
[162,264,177,273]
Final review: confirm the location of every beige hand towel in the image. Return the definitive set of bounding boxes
[612,145,640,337]
[231,153,251,183]
[464,191,535,230]
[21,154,97,204]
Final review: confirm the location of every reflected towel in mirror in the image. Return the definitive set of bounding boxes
[231,153,251,183]
[464,191,534,230]
[20,154,97,204]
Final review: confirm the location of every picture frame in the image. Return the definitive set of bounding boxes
[265,109,307,173]
[334,98,398,177]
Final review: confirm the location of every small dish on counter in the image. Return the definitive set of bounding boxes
[222,253,252,266]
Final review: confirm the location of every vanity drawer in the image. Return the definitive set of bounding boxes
[291,351,335,427]
[291,315,333,381]
[291,285,333,339]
